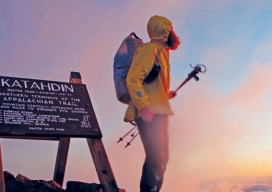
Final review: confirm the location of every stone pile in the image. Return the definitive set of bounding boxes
[4,171,106,192]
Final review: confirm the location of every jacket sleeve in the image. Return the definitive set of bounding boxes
[126,44,156,110]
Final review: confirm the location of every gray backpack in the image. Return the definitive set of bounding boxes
[113,32,144,104]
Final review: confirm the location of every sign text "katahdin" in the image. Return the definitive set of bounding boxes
[1,78,74,93]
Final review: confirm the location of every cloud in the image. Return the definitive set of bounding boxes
[198,179,272,192]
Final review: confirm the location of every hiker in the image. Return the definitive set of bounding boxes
[124,15,181,192]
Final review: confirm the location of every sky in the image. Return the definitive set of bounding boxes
[0,0,272,191]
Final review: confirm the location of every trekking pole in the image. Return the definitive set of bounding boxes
[117,125,137,143]
[174,64,207,93]
[117,64,206,148]
[125,132,139,148]
[117,121,140,148]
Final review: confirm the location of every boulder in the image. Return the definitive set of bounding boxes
[66,181,102,192]
[5,173,64,192]
[3,171,14,182]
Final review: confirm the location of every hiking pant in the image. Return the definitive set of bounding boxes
[136,114,169,192]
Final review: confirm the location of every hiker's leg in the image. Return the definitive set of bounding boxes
[136,114,169,192]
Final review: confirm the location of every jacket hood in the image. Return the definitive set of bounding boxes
[147,15,172,45]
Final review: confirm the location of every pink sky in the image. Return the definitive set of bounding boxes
[1,0,272,191]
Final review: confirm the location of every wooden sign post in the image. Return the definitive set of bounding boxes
[0,145,5,192]
[0,72,119,192]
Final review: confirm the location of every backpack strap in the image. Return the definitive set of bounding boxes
[153,43,166,65]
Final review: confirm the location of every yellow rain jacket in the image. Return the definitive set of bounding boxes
[124,15,174,122]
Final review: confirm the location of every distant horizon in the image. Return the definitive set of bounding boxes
[197,176,272,192]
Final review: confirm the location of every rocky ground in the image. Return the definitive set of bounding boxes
[3,171,125,192]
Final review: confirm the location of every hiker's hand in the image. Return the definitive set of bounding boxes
[169,91,177,99]
[140,106,154,122]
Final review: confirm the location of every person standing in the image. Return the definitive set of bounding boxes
[124,15,181,192]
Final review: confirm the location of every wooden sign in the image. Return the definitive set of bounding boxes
[0,73,120,192]
[0,76,102,138]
